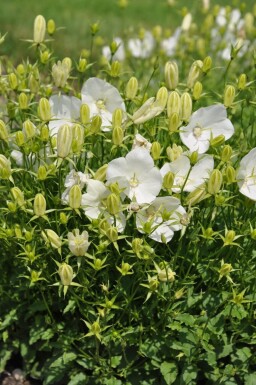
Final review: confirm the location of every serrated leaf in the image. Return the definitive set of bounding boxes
[67,372,87,385]
[180,365,197,384]
[160,361,177,385]
[245,373,256,385]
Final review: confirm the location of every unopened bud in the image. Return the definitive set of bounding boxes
[132,238,143,254]
[156,86,168,109]
[192,81,203,100]
[167,91,181,117]
[80,104,90,124]
[44,229,62,249]
[23,119,36,140]
[190,151,198,165]
[225,165,236,184]
[151,141,161,160]
[0,120,8,141]
[224,85,235,107]
[34,193,46,216]
[33,15,46,44]
[0,155,11,179]
[112,108,123,128]
[112,126,124,146]
[125,76,138,100]
[18,93,28,110]
[219,262,233,276]
[187,60,203,89]
[16,131,25,147]
[59,263,73,286]
[208,169,223,195]
[237,74,247,90]
[106,226,118,242]
[221,145,232,163]
[164,61,179,90]
[90,23,100,36]
[78,58,87,73]
[94,164,108,181]
[72,124,84,153]
[40,125,49,142]
[38,97,52,121]
[40,50,51,64]
[8,73,18,90]
[163,171,174,189]
[106,193,120,215]
[57,124,72,158]
[180,92,192,122]
[47,19,56,36]
[210,134,225,147]
[186,186,206,206]
[11,187,25,207]
[110,61,121,77]
[90,115,102,134]
[69,185,82,209]
[37,165,47,180]
[202,56,212,73]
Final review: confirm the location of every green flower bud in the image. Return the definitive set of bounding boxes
[202,56,212,73]
[77,58,87,73]
[47,19,56,35]
[237,74,247,90]
[52,60,70,88]
[28,73,40,93]
[38,97,52,121]
[57,124,72,158]
[0,155,11,179]
[11,187,25,207]
[94,164,108,181]
[112,126,124,146]
[44,229,62,249]
[132,238,143,254]
[167,91,181,117]
[219,262,233,277]
[151,141,161,160]
[164,61,179,90]
[187,60,203,89]
[80,104,90,124]
[156,86,168,109]
[112,108,123,128]
[7,201,16,213]
[90,22,100,35]
[8,73,18,90]
[0,120,9,142]
[106,193,120,215]
[163,171,174,189]
[117,261,132,276]
[186,186,206,206]
[125,76,138,100]
[37,165,47,180]
[33,15,46,44]
[148,276,159,292]
[23,119,36,140]
[60,212,68,224]
[180,92,192,122]
[18,92,28,110]
[168,112,180,133]
[90,115,102,134]
[192,81,203,100]
[106,226,118,242]
[15,131,25,147]
[224,85,235,107]
[208,169,223,195]
[210,134,225,148]
[40,50,51,64]
[40,124,49,142]
[69,185,82,209]
[225,165,236,184]
[58,263,73,286]
[72,124,84,153]
[110,61,121,77]
[221,145,232,163]
[190,151,198,165]
[34,193,46,216]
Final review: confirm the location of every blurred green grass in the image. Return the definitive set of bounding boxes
[0,0,254,62]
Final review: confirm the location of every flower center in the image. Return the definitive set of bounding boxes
[129,175,139,188]
[96,99,106,110]
[193,126,202,138]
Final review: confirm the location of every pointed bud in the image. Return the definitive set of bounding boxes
[187,60,203,89]
[221,145,232,163]
[94,164,108,181]
[106,226,118,242]
[132,238,143,254]
[60,212,68,224]
[186,186,206,206]
[237,74,247,90]
[37,165,47,180]
[11,187,25,207]
[78,58,87,73]
[112,108,123,128]
[110,61,121,77]
[38,97,52,121]
[59,263,73,286]
[80,104,90,124]
[208,169,223,195]
[0,120,9,142]
[168,112,180,133]
[33,15,46,44]
[219,262,233,277]
[0,155,11,179]
[8,73,18,90]
[57,124,72,158]
[23,119,36,140]
[224,85,235,107]
[72,124,84,153]
[69,185,82,209]
[44,229,62,249]
[151,141,161,160]
[18,93,28,110]
[40,125,49,142]
[34,193,46,216]
[225,165,236,184]
[190,151,198,165]
[125,76,138,100]
[163,171,174,189]
[192,81,203,100]
[106,193,120,215]
[167,91,181,117]
[15,131,25,147]
[210,134,225,148]
[164,61,179,90]
[156,86,168,109]
[202,56,212,73]
[180,92,192,122]
[112,126,124,146]
[90,115,102,134]
[47,19,56,35]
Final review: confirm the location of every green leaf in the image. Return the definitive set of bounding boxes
[245,373,256,385]
[67,372,87,385]
[175,313,195,326]
[160,361,178,385]
[110,355,122,368]
[180,365,197,384]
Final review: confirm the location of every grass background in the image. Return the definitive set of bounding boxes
[0,0,253,63]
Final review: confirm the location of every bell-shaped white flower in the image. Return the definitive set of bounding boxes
[49,94,81,136]
[136,196,187,243]
[68,229,90,256]
[81,77,126,132]
[179,104,234,154]
[128,31,155,59]
[106,147,162,205]
[161,153,214,193]
[237,147,256,201]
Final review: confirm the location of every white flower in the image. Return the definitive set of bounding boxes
[161,153,214,193]
[181,13,192,31]
[237,148,256,201]
[68,229,90,256]
[132,134,152,152]
[136,196,187,243]
[62,170,90,204]
[161,28,181,57]
[179,104,234,154]
[81,77,126,132]
[128,31,155,59]
[49,94,81,136]
[102,37,125,62]
[106,147,162,205]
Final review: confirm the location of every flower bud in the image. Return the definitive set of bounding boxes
[110,61,121,77]
[167,91,181,117]
[125,76,138,100]
[117,261,132,276]
[219,262,233,277]
[157,266,176,282]
[237,74,247,90]
[190,151,198,165]
[38,97,52,121]
[221,145,232,163]
[180,92,192,122]
[0,155,11,179]
[44,229,62,249]
[225,165,236,184]
[90,115,102,134]
[40,125,49,142]
[28,74,40,93]
[187,60,203,89]
[112,108,123,128]
[57,124,72,158]
[151,141,161,160]
[202,56,212,73]
[33,15,46,44]
[164,61,179,90]
[208,169,223,195]
[0,120,8,142]
[224,85,235,107]
[168,112,180,133]
[112,126,124,146]
[69,185,82,209]
[8,73,18,90]
[163,171,174,189]
[37,165,47,180]
[18,93,28,110]
[58,263,73,286]
[23,119,36,140]
[251,228,256,240]
[132,238,143,254]
[156,86,168,109]
[192,81,203,100]
[166,144,183,161]
[106,226,118,242]
[80,104,90,124]
[52,60,70,88]
[11,187,25,207]
[40,50,51,64]
[34,193,46,216]
[94,164,108,181]
[72,124,84,153]
[106,193,120,215]
[47,19,56,35]
[210,134,225,148]
[77,58,87,73]
[15,131,25,147]
[148,276,159,292]
[186,186,206,206]
[90,22,100,35]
